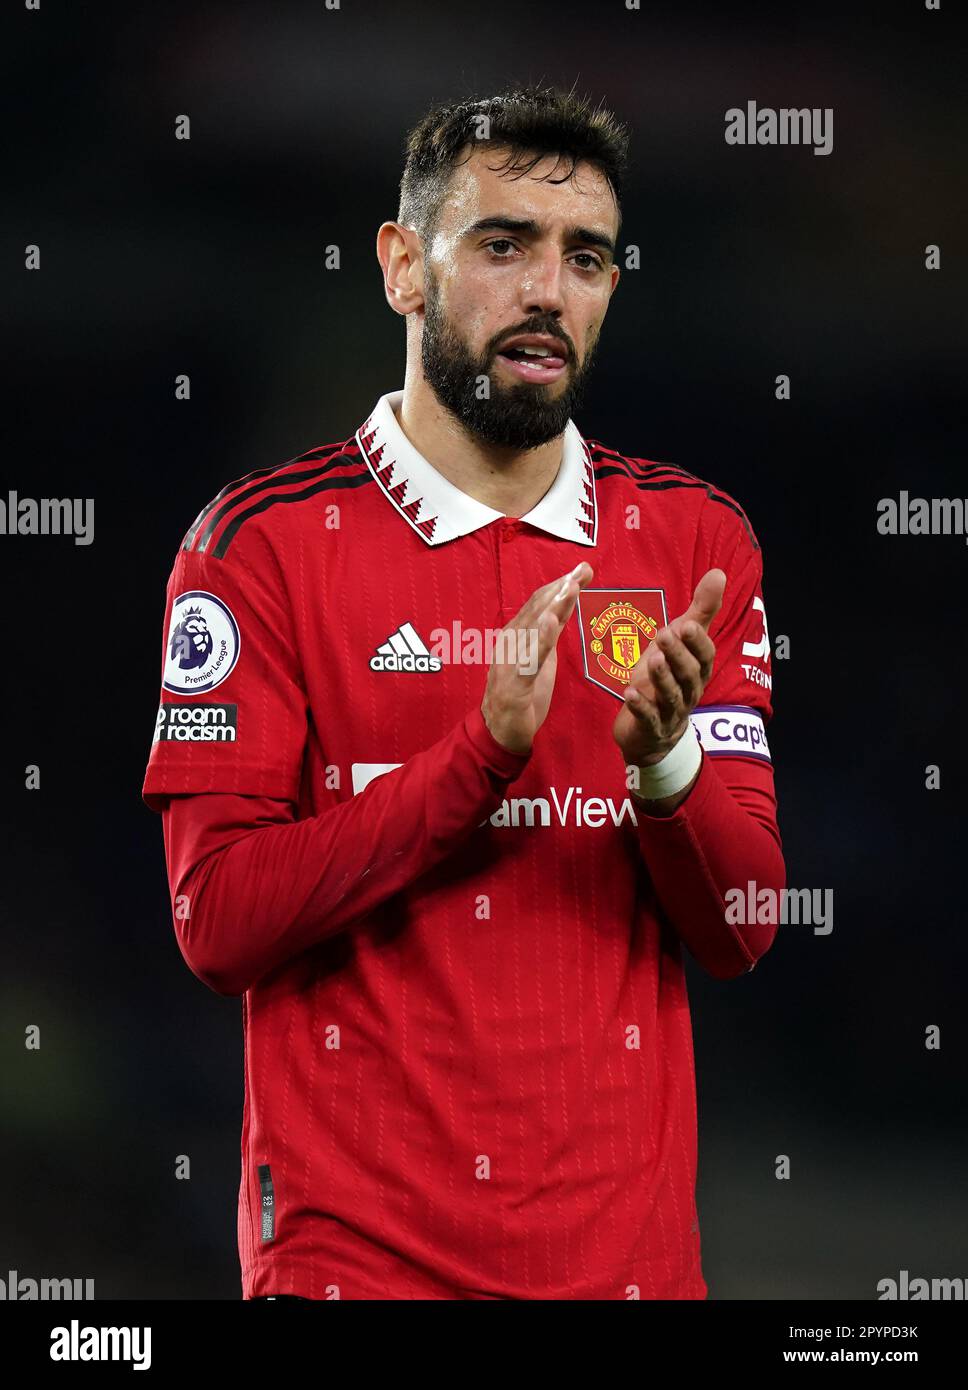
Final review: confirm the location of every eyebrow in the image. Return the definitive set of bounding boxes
[464,216,616,259]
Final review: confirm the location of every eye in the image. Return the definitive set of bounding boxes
[569,251,605,272]
[485,239,518,257]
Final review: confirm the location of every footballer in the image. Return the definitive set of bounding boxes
[145,86,784,1300]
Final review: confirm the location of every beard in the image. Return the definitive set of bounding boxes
[420,272,598,450]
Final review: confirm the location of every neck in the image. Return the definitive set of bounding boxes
[395,368,566,519]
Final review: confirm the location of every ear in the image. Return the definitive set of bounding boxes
[377,221,425,316]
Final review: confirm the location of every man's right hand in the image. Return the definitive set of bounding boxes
[481,561,594,756]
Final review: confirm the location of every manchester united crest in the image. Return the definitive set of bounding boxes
[576,588,669,699]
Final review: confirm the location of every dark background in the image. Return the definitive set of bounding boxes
[2,0,965,1299]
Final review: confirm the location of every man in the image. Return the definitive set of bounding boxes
[144,85,784,1300]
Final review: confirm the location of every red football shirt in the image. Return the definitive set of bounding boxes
[144,389,784,1299]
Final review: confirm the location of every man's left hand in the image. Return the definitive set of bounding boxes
[613,569,726,769]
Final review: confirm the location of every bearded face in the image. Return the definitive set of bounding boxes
[420,264,599,451]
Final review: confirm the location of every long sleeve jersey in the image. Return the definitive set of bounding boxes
[143,389,784,1299]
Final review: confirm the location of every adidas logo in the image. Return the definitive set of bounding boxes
[369,621,442,673]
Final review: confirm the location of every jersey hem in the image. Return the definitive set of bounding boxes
[241,1254,708,1301]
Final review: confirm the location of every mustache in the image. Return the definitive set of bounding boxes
[489,324,576,363]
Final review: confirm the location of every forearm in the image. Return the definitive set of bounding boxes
[634,752,785,979]
[163,706,529,996]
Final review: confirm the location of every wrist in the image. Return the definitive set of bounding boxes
[477,703,532,760]
[480,701,532,757]
[629,724,702,804]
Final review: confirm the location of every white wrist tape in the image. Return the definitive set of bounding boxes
[632,725,703,802]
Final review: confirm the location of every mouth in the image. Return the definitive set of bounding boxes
[494,334,569,385]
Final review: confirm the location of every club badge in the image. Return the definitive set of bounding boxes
[576,588,668,700]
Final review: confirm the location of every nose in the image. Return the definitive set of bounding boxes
[519,246,566,318]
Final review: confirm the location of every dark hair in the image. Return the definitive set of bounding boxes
[398,84,630,244]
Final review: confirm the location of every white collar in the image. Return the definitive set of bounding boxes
[355,390,597,547]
